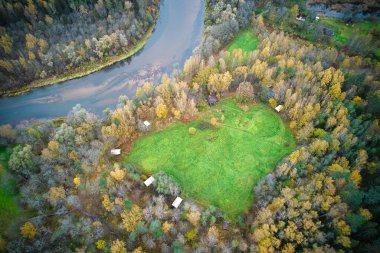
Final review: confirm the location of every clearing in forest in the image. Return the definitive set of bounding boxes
[0,146,23,232]
[126,99,295,217]
[227,29,259,54]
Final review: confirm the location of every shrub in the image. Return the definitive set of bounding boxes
[236,82,254,103]
[185,228,198,241]
[197,122,213,130]
[210,117,218,126]
[154,172,181,196]
[188,127,197,135]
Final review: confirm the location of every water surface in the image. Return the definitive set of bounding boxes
[0,0,204,124]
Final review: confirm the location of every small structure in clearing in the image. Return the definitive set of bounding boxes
[296,16,306,22]
[143,120,151,127]
[144,176,155,186]
[138,120,151,132]
[275,105,284,112]
[111,149,121,155]
[172,197,183,208]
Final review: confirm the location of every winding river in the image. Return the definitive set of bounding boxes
[0,0,204,125]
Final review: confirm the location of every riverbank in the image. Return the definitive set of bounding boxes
[1,19,158,98]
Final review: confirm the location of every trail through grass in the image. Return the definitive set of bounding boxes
[126,99,295,217]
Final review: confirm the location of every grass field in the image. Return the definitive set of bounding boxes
[227,29,259,54]
[320,17,380,44]
[126,99,295,217]
[0,146,23,236]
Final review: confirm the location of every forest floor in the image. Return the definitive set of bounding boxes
[3,21,158,97]
[0,146,24,240]
[126,99,295,218]
[227,29,259,56]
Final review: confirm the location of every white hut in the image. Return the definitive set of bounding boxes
[143,120,151,127]
[144,176,155,187]
[316,16,320,20]
[110,149,121,155]
[296,16,306,22]
[172,197,183,208]
[275,105,284,112]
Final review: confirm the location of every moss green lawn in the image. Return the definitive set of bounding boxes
[227,29,259,54]
[126,99,295,217]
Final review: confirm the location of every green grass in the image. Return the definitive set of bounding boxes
[320,17,380,44]
[0,146,23,236]
[227,29,259,54]
[126,99,295,217]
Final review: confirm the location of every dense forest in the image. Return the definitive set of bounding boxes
[0,0,159,93]
[0,0,380,252]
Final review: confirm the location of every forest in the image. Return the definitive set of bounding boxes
[0,0,159,94]
[0,0,380,252]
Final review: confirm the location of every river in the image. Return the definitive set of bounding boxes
[0,0,204,125]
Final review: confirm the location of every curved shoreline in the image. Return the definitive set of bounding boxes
[1,19,158,98]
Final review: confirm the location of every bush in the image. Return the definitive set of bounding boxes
[210,117,218,126]
[188,127,197,135]
[236,82,254,103]
[154,172,181,196]
[197,122,213,130]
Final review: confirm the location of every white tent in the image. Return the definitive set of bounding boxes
[110,149,121,155]
[143,120,151,127]
[172,197,183,208]
[144,176,155,186]
[296,17,305,21]
[275,105,283,112]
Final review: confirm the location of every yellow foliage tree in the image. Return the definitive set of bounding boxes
[187,211,201,226]
[210,117,218,126]
[47,186,66,205]
[350,170,362,186]
[110,239,127,253]
[207,71,232,94]
[73,174,81,188]
[156,103,168,119]
[309,139,329,156]
[96,240,106,249]
[133,247,145,253]
[110,164,126,181]
[162,221,173,233]
[102,194,112,211]
[359,208,372,221]
[268,98,277,109]
[121,204,143,232]
[20,222,37,239]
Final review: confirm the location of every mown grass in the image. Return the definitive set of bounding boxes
[0,146,22,233]
[126,99,295,217]
[227,29,259,54]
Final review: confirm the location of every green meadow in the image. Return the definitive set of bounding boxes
[126,99,295,217]
[227,29,259,54]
